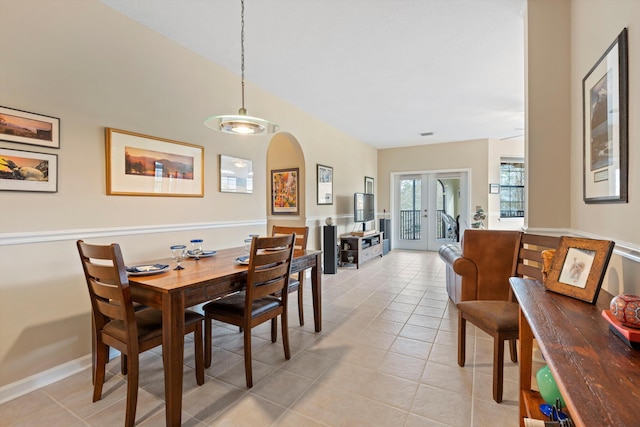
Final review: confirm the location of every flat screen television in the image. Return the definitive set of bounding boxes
[354,193,375,230]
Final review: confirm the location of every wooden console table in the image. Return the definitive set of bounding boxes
[510,278,640,427]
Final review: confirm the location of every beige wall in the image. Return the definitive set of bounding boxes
[378,139,489,228]
[569,0,639,243]
[0,0,375,388]
[526,0,572,230]
[378,138,525,233]
[526,0,640,296]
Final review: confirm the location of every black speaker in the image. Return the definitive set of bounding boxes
[323,225,338,274]
[379,219,391,255]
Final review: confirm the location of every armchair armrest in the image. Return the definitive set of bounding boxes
[438,244,462,265]
[438,244,478,303]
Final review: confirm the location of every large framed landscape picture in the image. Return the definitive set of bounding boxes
[0,106,60,148]
[106,128,204,197]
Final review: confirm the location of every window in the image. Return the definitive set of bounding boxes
[500,160,524,218]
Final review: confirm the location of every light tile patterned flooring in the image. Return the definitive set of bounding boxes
[1,250,522,426]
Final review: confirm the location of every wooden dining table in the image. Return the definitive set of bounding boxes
[127,246,322,426]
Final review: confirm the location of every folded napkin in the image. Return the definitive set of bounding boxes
[125,264,169,273]
[236,255,250,262]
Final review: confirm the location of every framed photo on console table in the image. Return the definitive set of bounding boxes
[106,128,204,197]
[583,28,628,204]
[544,236,614,304]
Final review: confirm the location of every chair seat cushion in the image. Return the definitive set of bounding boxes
[104,308,203,342]
[457,300,519,332]
[203,292,282,319]
[287,278,300,291]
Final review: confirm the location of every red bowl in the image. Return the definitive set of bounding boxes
[610,294,640,329]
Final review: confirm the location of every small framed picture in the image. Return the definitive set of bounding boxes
[489,183,500,194]
[317,164,333,205]
[220,155,253,194]
[544,236,614,304]
[365,176,374,194]
[0,106,60,148]
[0,147,58,192]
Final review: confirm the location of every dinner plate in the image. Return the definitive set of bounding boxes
[264,246,286,251]
[187,250,217,258]
[235,256,250,265]
[126,264,170,276]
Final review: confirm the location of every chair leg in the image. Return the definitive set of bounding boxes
[271,318,277,343]
[124,351,139,427]
[297,285,304,326]
[457,312,466,367]
[194,321,205,385]
[93,342,108,402]
[91,319,96,385]
[204,315,212,369]
[121,354,128,375]
[243,325,253,388]
[493,337,505,403]
[281,312,291,360]
[508,339,518,363]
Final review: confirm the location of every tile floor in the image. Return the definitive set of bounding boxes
[1,250,523,426]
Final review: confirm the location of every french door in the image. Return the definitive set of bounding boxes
[392,171,468,251]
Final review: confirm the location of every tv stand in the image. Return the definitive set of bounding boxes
[339,231,383,269]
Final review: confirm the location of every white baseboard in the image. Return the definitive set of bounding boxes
[0,348,120,405]
[0,354,92,405]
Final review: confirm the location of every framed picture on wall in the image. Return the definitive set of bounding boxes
[106,128,204,197]
[271,168,299,215]
[365,176,374,194]
[317,164,333,205]
[0,147,58,192]
[582,28,628,204]
[0,106,60,148]
[219,155,253,194]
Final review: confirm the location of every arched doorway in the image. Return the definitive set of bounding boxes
[266,132,306,231]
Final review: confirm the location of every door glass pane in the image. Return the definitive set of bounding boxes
[399,178,421,240]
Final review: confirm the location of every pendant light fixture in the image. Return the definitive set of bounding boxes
[204,0,278,135]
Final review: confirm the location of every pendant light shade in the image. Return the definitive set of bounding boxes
[205,109,278,135]
[205,0,278,135]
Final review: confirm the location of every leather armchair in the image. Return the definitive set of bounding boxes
[438,229,522,303]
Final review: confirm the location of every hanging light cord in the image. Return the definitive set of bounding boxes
[240,0,246,113]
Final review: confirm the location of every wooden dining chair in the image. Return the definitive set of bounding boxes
[203,234,295,387]
[457,233,560,403]
[272,225,309,326]
[77,240,205,427]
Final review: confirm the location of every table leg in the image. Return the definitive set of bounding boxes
[519,306,533,427]
[311,253,322,332]
[163,291,185,426]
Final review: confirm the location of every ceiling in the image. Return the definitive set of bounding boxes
[100,0,526,149]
